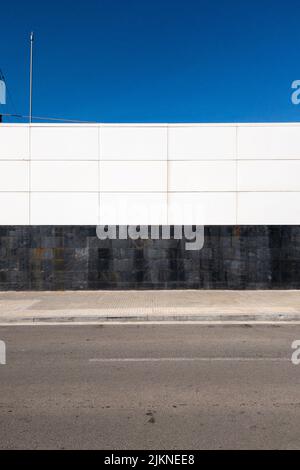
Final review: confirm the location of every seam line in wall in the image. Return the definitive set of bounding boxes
[236,126,238,225]
[29,125,31,225]
[4,190,300,193]
[98,126,101,225]
[4,158,300,162]
[167,124,169,225]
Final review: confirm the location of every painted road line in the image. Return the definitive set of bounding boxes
[89,357,291,363]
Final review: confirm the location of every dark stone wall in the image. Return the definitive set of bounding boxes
[0,226,299,290]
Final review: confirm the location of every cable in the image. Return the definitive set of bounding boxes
[0,68,98,123]
[0,112,98,123]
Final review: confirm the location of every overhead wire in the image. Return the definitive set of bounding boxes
[0,112,98,124]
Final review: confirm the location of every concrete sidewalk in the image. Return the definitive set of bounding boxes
[1,290,300,324]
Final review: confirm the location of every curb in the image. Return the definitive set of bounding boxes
[1,312,300,324]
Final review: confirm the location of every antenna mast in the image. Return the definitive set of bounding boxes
[29,32,34,123]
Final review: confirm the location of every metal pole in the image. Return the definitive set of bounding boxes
[29,32,34,123]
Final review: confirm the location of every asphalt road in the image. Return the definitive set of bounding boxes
[1,324,300,449]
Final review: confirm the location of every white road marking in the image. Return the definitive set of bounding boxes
[89,357,291,363]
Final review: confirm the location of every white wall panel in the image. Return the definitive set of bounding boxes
[100,126,167,160]
[238,126,300,159]
[0,126,29,160]
[237,192,300,224]
[2,123,300,226]
[238,160,300,191]
[100,161,167,192]
[31,161,98,192]
[168,126,236,160]
[0,193,29,224]
[31,126,99,160]
[31,193,98,225]
[99,192,167,225]
[168,193,236,225]
[169,161,236,191]
[0,162,29,191]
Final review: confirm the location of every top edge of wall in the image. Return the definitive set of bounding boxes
[1,122,300,128]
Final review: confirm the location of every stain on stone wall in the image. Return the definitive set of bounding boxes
[0,226,299,290]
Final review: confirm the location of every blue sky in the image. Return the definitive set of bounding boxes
[0,0,299,123]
